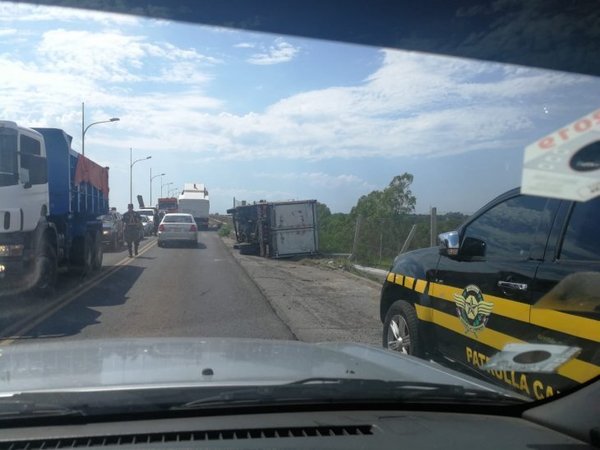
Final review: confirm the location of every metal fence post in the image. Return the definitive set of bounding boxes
[430,207,437,247]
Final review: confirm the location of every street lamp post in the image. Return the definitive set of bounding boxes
[81,102,119,156]
[149,168,165,207]
[129,147,151,205]
[161,182,173,198]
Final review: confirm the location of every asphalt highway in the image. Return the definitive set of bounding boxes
[0,232,295,344]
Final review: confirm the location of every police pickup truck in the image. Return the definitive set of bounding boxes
[380,188,600,400]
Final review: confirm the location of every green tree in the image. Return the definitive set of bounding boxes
[351,172,416,218]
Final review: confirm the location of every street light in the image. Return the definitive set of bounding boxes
[129,147,151,205]
[161,182,173,198]
[149,168,165,207]
[81,102,119,156]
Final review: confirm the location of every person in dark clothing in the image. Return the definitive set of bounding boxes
[153,211,159,236]
[122,203,142,257]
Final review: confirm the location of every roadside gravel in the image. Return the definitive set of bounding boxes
[221,237,383,347]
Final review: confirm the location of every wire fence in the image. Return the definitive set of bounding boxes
[318,211,467,268]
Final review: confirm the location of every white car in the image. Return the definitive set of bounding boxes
[157,213,198,247]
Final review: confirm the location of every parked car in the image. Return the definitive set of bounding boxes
[98,211,124,251]
[380,188,600,400]
[157,213,198,247]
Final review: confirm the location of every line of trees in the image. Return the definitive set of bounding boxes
[317,173,468,267]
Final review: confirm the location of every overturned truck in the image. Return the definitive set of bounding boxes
[227,200,318,258]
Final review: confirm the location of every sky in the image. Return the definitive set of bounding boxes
[0,2,599,214]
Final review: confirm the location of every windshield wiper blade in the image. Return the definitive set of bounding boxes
[289,378,524,403]
[174,378,524,410]
[0,398,85,419]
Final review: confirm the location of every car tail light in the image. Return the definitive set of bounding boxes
[158,224,165,232]
[190,224,197,232]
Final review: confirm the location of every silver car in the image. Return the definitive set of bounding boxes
[157,213,198,247]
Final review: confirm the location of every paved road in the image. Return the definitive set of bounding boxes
[0,232,295,343]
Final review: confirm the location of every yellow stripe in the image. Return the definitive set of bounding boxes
[429,282,530,322]
[414,279,427,293]
[415,303,434,322]
[423,309,600,384]
[395,274,404,285]
[386,272,394,283]
[397,276,600,343]
[531,309,600,343]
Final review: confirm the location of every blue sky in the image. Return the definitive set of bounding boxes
[1,2,598,214]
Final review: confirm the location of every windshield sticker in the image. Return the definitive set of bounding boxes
[454,285,494,336]
[522,109,600,201]
[465,346,558,400]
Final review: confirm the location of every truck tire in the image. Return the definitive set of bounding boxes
[71,234,93,276]
[382,300,423,357]
[33,240,57,296]
[92,231,103,271]
[239,243,260,255]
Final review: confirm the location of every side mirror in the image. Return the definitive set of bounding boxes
[438,231,460,256]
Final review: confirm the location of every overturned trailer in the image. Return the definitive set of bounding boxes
[227,200,318,258]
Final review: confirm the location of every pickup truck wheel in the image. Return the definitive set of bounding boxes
[383,300,422,357]
[33,241,57,296]
[92,232,103,271]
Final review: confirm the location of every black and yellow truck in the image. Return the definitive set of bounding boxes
[380,188,600,400]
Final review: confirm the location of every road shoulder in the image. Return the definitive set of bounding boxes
[220,237,382,346]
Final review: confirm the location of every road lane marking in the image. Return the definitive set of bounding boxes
[0,239,156,346]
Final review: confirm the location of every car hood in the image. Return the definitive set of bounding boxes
[0,338,514,395]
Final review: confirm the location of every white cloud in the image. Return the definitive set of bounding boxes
[0,2,140,26]
[0,28,16,36]
[247,38,299,65]
[255,172,375,189]
[35,29,218,84]
[234,42,255,49]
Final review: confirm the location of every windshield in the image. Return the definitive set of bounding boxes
[0,0,598,420]
[0,127,18,187]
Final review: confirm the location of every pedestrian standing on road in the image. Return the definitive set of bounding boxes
[153,211,159,236]
[122,204,142,257]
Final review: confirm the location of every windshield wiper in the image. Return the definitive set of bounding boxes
[174,378,524,410]
[0,398,85,419]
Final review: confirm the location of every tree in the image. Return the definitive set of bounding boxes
[351,172,416,218]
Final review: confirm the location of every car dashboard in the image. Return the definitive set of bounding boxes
[0,409,594,450]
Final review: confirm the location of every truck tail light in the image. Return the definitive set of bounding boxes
[158,224,165,232]
[190,224,197,232]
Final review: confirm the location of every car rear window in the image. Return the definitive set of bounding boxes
[163,215,193,223]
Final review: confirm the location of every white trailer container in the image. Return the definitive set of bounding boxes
[178,183,210,229]
[269,200,318,258]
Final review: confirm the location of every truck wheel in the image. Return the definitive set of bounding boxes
[71,234,92,276]
[92,232,103,271]
[33,241,57,296]
[383,300,422,357]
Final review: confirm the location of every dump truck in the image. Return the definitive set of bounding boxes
[0,121,109,295]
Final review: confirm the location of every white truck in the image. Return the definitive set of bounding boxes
[178,183,210,230]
